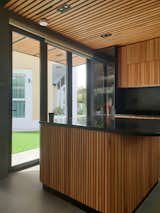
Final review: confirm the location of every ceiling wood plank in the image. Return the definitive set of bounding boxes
[31,0,98,20]
[6,0,27,10]
[12,0,39,13]
[17,0,63,16]
[28,0,85,20]
[5,0,160,49]
[49,0,158,30]
[61,7,160,40]
[47,0,135,26]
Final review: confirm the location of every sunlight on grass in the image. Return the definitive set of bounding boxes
[12,131,40,154]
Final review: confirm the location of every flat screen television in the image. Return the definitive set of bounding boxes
[116,86,160,115]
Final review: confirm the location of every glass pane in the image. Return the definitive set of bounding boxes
[47,45,67,124]
[72,54,87,126]
[106,63,115,115]
[90,61,105,117]
[12,31,40,166]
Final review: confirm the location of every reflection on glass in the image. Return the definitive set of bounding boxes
[47,45,67,124]
[106,63,115,116]
[72,54,87,125]
[90,61,105,117]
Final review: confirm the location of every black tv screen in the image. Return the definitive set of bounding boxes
[116,87,160,115]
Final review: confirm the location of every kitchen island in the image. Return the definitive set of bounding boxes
[40,116,160,213]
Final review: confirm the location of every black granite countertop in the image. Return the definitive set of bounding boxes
[40,116,160,136]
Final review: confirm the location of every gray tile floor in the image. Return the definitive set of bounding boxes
[2,166,159,213]
[0,166,85,213]
[135,182,160,213]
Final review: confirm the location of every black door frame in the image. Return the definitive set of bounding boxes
[10,25,47,172]
[0,9,12,179]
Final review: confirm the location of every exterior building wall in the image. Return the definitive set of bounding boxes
[47,62,58,114]
[13,51,53,122]
[13,51,84,127]
[13,51,40,121]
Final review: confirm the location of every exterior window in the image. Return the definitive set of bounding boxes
[47,45,67,124]
[12,101,25,118]
[12,73,25,118]
[12,74,25,99]
[72,54,87,125]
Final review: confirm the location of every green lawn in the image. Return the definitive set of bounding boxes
[12,131,40,154]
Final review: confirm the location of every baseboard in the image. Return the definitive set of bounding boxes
[43,184,101,213]
[133,181,159,213]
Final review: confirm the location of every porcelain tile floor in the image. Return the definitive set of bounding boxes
[0,166,85,213]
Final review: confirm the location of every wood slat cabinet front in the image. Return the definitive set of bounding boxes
[118,37,160,87]
[40,124,160,213]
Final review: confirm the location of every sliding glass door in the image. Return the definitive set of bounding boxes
[11,29,40,168]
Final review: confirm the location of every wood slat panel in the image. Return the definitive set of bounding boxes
[12,32,85,65]
[5,0,26,8]
[118,37,160,87]
[48,47,66,65]
[72,54,86,66]
[17,0,70,17]
[12,31,25,42]
[40,124,160,213]
[48,0,159,35]
[5,0,160,49]
[13,36,40,56]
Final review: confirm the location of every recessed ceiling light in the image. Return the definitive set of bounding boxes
[39,18,48,27]
[57,4,71,13]
[100,33,112,38]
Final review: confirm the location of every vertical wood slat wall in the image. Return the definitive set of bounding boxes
[118,37,160,87]
[40,124,160,213]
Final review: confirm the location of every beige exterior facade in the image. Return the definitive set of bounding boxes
[47,62,58,114]
[13,51,54,122]
[13,51,40,120]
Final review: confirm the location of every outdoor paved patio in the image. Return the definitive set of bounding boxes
[12,148,39,166]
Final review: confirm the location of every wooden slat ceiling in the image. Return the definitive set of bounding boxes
[13,32,40,56]
[5,0,160,49]
[13,32,85,66]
